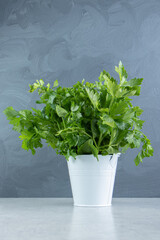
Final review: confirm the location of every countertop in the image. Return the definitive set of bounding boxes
[0,198,159,240]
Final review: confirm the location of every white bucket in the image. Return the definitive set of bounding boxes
[67,154,121,207]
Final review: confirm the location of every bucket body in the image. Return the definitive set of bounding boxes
[67,154,120,207]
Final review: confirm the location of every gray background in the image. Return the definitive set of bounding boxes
[0,0,159,197]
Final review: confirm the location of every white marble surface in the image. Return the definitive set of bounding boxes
[0,198,159,240]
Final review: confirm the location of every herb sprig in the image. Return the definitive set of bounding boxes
[3,61,153,165]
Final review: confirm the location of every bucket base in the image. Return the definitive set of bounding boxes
[74,203,112,207]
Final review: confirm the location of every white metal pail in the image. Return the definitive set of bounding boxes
[67,154,121,207]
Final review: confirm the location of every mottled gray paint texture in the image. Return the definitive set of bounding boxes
[0,0,159,197]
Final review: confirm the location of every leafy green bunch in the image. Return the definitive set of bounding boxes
[4,61,153,165]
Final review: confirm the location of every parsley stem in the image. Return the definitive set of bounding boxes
[98,133,102,148]
[109,96,114,109]
[56,127,98,148]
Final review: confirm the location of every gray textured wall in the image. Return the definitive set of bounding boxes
[0,0,160,197]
